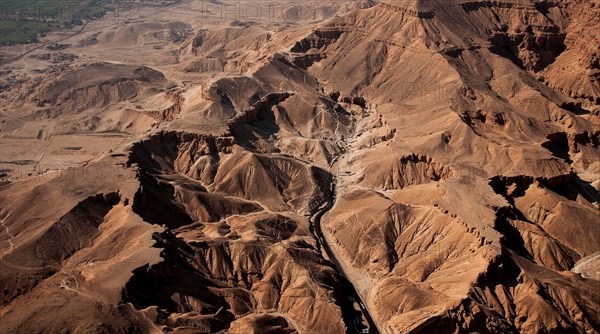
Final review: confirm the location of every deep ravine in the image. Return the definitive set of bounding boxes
[310,178,381,334]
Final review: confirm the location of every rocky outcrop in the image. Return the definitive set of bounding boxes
[0,0,598,333]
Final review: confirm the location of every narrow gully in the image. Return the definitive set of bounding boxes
[310,180,381,334]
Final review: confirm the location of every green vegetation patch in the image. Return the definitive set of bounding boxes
[0,0,108,44]
[0,20,60,44]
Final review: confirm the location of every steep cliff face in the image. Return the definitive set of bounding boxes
[309,1,599,332]
[0,0,598,333]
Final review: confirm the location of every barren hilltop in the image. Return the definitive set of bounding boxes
[1,0,599,333]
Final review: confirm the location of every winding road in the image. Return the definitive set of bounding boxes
[310,180,381,334]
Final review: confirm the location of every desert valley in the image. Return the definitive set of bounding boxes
[0,0,599,333]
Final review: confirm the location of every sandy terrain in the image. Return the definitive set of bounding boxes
[1,0,599,333]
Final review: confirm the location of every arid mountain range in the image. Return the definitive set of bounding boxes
[1,0,599,333]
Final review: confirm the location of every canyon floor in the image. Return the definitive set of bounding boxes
[1,0,599,333]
